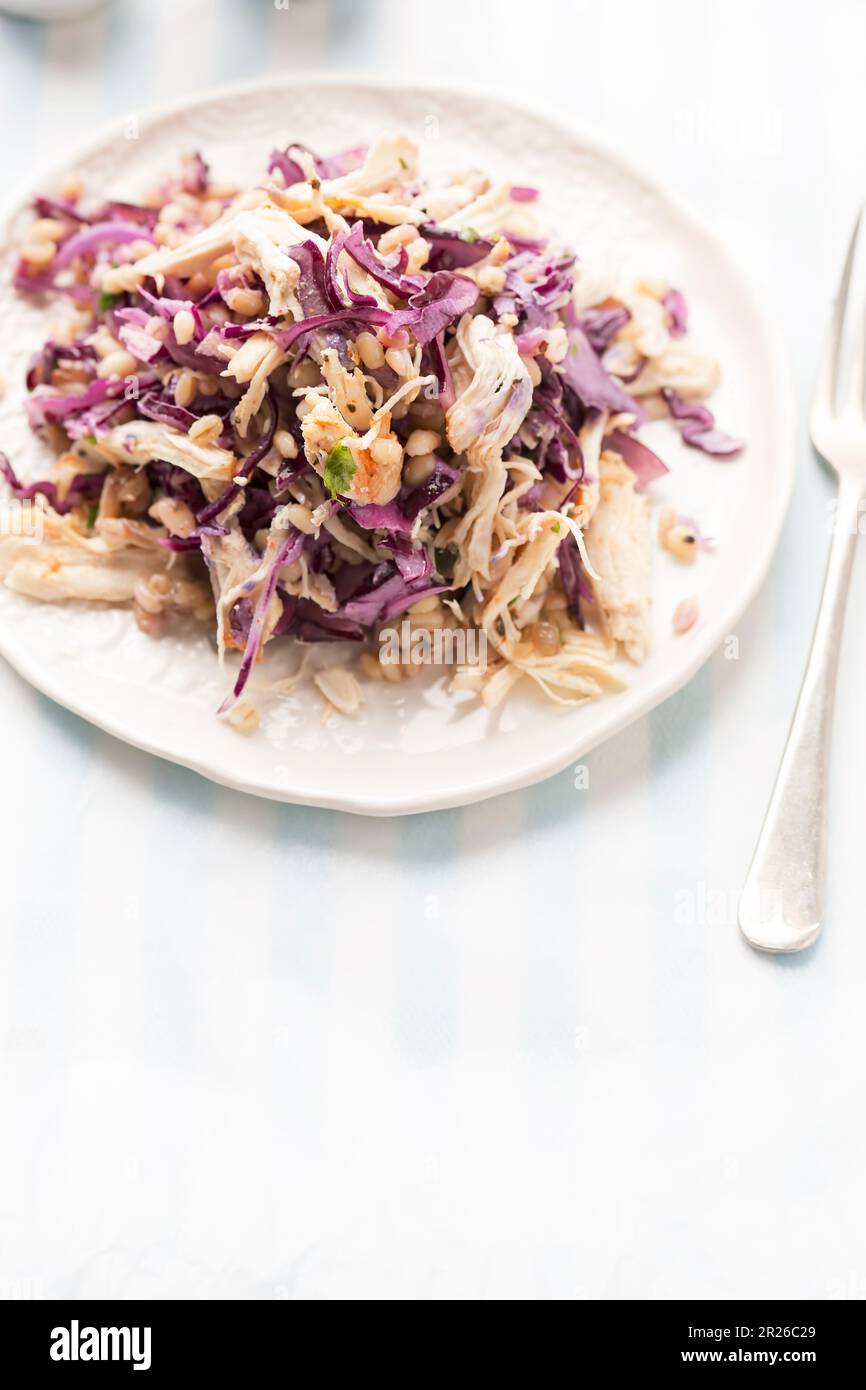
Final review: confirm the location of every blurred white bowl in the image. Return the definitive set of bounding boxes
[0,0,106,20]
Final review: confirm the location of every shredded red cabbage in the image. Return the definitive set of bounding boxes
[276,306,390,353]
[138,391,197,432]
[196,387,278,526]
[384,271,478,345]
[159,523,229,554]
[219,525,306,710]
[25,375,139,430]
[180,152,209,196]
[91,200,159,230]
[579,305,631,353]
[560,325,645,420]
[148,461,207,513]
[557,536,590,622]
[324,229,377,310]
[519,359,585,483]
[25,339,97,391]
[32,195,87,225]
[288,240,335,316]
[379,534,432,582]
[341,221,424,299]
[494,250,575,330]
[64,398,132,439]
[348,457,460,532]
[52,220,155,272]
[267,143,368,187]
[662,388,744,457]
[341,568,450,625]
[1,450,106,515]
[117,310,166,365]
[663,289,688,337]
[316,145,368,179]
[605,429,669,490]
[267,148,305,186]
[429,331,455,411]
[420,225,493,271]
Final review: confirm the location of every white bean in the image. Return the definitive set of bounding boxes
[97,350,138,380]
[173,309,196,346]
[405,428,441,457]
[274,429,298,459]
[355,332,385,369]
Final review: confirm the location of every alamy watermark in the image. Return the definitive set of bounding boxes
[50,1321,151,1371]
[379,618,487,669]
[674,880,783,928]
[1,498,44,545]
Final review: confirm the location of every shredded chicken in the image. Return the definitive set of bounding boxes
[0,505,171,604]
[201,527,274,655]
[300,394,404,506]
[95,421,236,482]
[222,331,288,438]
[439,182,528,238]
[272,134,422,226]
[583,451,653,663]
[231,206,323,318]
[447,315,533,583]
[630,345,721,400]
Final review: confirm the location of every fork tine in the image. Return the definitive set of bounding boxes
[814,205,865,422]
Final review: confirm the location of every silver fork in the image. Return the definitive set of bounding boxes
[739,210,866,953]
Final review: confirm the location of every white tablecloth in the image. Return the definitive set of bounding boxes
[1,0,865,1301]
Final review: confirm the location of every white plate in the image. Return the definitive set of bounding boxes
[0,74,794,816]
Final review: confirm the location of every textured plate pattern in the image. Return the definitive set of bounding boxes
[0,75,794,814]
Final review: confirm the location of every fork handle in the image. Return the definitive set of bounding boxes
[739,474,863,952]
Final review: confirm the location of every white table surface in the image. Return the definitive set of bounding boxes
[1,0,865,1302]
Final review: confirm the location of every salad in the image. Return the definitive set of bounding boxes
[0,134,742,726]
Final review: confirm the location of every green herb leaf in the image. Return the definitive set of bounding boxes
[458,227,480,244]
[398,155,408,170]
[551,522,561,534]
[98,290,123,315]
[323,442,357,499]
[86,504,99,529]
